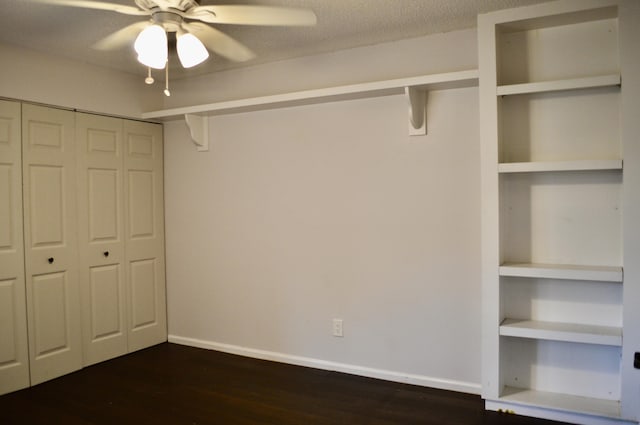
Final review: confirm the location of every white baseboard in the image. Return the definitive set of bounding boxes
[168,334,481,395]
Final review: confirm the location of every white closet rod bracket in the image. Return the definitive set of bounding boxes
[406,86,427,136]
[184,114,209,151]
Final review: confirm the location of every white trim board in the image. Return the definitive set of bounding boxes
[485,399,635,425]
[168,335,481,395]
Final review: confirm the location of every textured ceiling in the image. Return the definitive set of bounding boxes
[0,0,551,79]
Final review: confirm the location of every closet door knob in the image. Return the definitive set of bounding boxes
[48,257,54,264]
[103,251,110,257]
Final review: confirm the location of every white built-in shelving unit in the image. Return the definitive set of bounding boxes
[480,0,640,424]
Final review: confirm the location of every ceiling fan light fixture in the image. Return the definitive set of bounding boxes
[177,33,210,68]
[134,24,168,69]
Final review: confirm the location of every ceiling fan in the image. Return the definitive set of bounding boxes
[26,0,317,93]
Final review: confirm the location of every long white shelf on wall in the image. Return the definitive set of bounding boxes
[496,74,621,96]
[141,69,479,150]
[499,319,622,346]
[499,263,623,282]
[143,70,479,119]
[498,159,623,174]
[495,387,621,420]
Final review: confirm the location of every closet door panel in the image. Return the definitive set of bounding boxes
[0,279,25,381]
[130,258,158,329]
[32,272,72,356]
[22,104,82,385]
[89,265,122,338]
[0,167,12,248]
[0,100,29,395]
[76,113,127,366]
[29,165,64,247]
[124,120,166,351]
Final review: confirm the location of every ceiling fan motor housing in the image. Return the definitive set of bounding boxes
[152,11,185,32]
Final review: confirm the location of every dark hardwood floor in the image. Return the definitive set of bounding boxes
[0,343,567,425]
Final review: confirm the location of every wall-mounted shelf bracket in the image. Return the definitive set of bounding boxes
[184,114,209,151]
[406,86,427,136]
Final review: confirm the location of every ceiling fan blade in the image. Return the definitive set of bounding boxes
[185,5,317,26]
[92,21,150,50]
[183,22,256,62]
[26,0,149,16]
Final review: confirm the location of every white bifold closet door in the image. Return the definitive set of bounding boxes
[1,104,165,390]
[0,100,29,394]
[76,113,127,366]
[22,104,83,385]
[77,114,166,364]
[123,120,166,352]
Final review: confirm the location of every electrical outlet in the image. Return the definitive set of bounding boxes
[332,319,343,337]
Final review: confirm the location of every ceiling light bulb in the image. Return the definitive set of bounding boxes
[177,33,209,68]
[134,25,167,69]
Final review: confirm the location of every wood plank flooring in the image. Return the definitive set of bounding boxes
[0,343,566,425]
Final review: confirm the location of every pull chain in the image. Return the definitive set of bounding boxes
[164,60,171,96]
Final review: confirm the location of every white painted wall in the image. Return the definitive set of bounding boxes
[164,29,482,392]
[1,28,484,392]
[0,43,161,118]
[163,29,477,109]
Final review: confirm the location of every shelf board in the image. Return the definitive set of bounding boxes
[494,4,618,33]
[498,159,622,173]
[496,74,620,96]
[500,319,622,346]
[499,263,623,282]
[141,70,479,120]
[498,386,621,419]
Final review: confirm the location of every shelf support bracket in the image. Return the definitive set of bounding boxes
[184,114,209,152]
[406,86,427,136]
